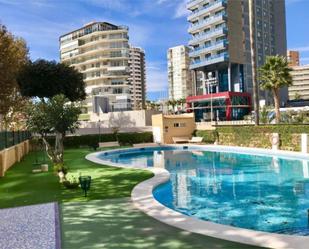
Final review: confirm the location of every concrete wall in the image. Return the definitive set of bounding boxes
[152,114,196,144]
[88,110,161,127]
[0,140,30,177]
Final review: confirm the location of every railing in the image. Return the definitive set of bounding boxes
[189,26,227,44]
[190,52,229,68]
[0,131,31,150]
[196,120,255,128]
[189,0,227,17]
[188,12,227,31]
[189,40,227,57]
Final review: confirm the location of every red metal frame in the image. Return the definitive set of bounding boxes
[186,91,252,121]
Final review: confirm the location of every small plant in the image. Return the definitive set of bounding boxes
[63,176,79,189]
[53,163,68,175]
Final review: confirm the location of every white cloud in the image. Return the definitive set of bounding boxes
[292,46,309,52]
[174,0,188,19]
[128,24,152,47]
[157,0,168,4]
[146,61,168,93]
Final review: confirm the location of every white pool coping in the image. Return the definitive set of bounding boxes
[86,145,309,249]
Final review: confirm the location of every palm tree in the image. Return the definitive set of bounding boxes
[259,56,292,123]
[179,98,187,111]
[167,99,177,113]
[249,0,259,125]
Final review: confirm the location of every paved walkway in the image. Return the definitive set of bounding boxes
[0,202,60,249]
[61,198,262,249]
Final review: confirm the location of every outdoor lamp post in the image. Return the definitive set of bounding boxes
[204,72,218,125]
[79,176,91,197]
[98,119,101,143]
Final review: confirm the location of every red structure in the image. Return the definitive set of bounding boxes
[186,92,251,121]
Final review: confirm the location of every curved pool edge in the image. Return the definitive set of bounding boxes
[85,145,309,249]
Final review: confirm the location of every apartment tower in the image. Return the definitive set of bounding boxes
[186,0,287,121]
[289,65,309,101]
[129,46,146,110]
[287,50,300,67]
[168,45,193,100]
[60,22,131,117]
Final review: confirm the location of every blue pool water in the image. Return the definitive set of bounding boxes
[99,147,309,235]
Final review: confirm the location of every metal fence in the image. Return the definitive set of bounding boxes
[0,131,31,150]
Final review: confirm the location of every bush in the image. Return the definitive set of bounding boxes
[63,176,79,189]
[46,132,153,147]
[194,130,218,144]
[213,125,309,151]
[46,133,117,148]
[116,132,153,145]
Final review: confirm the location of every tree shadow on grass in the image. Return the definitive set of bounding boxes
[61,198,263,249]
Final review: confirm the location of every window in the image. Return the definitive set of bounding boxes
[173,123,186,128]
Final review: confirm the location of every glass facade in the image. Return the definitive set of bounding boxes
[187,92,251,122]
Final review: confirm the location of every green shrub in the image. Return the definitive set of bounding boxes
[116,132,153,145]
[46,132,153,147]
[46,133,116,148]
[195,130,218,144]
[213,125,309,151]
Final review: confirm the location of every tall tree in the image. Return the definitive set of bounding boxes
[0,24,28,129]
[249,0,259,125]
[17,59,86,101]
[259,56,292,123]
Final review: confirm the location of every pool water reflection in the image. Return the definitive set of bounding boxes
[99,147,309,235]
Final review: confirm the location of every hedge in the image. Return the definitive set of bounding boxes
[46,132,153,148]
[195,130,218,144]
[199,125,309,151]
[117,132,153,145]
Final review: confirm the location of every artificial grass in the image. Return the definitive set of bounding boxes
[61,198,264,249]
[0,148,153,208]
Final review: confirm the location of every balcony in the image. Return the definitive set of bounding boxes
[188,0,227,21]
[189,27,227,45]
[187,0,205,10]
[189,40,227,57]
[188,12,227,33]
[190,52,229,69]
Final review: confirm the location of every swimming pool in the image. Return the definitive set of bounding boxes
[97,146,309,236]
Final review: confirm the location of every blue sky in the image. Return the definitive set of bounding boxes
[0,0,308,101]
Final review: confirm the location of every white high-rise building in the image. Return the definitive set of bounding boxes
[289,65,309,101]
[60,22,131,116]
[129,46,146,110]
[168,45,193,100]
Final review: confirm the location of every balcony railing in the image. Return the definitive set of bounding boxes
[189,26,227,45]
[188,12,227,32]
[188,0,227,21]
[187,0,205,9]
[190,52,229,69]
[189,39,227,57]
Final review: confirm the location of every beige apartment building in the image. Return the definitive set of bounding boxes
[60,22,131,116]
[168,45,193,100]
[289,65,309,100]
[129,46,146,110]
[287,50,300,67]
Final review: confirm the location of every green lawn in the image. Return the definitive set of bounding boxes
[61,198,263,249]
[0,147,262,249]
[0,148,153,208]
